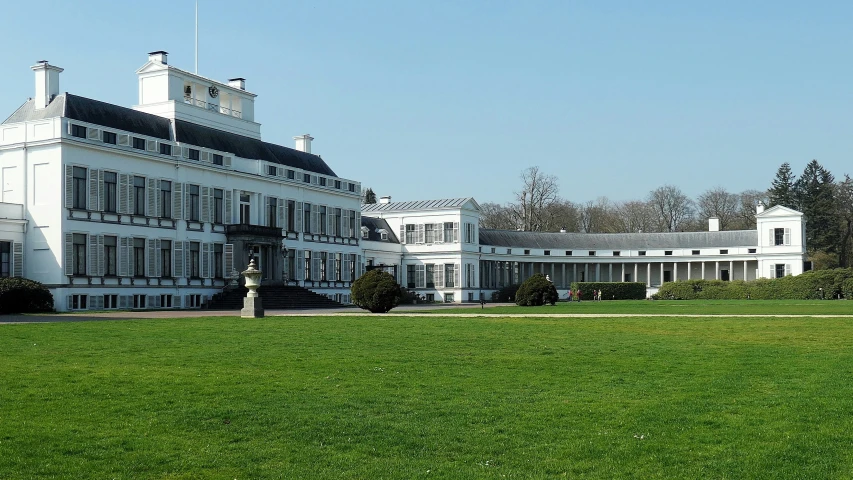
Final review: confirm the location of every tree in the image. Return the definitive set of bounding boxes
[648,185,695,232]
[795,160,838,256]
[697,187,739,230]
[515,273,558,306]
[479,202,517,230]
[511,166,560,231]
[362,188,377,204]
[350,269,402,313]
[768,163,797,209]
[540,200,581,232]
[837,176,853,267]
[612,200,658,233]
[579,198,617,233]
[732,189,768,230]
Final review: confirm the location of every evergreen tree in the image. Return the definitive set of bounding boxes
[768,162,797,209]
[362,188,377,204]
[795,160,838,255]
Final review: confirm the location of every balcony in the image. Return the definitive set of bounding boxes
[183,96,242,119]
[226,224,283,238]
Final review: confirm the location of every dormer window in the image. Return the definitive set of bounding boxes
[379,229,388,241]
[361,226,369,239]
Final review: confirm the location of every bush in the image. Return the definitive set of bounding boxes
[515,274,558,306]
[492,284,521,302]
[350,269,403,313]
[653,268,853,300]
[570,282,647,301]
[0,277,54,314]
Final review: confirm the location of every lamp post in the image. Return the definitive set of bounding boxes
[241,258,264,318]
[281,243,289,284]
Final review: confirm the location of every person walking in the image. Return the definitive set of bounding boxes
[577,289,582,302]
[567,289,573,303]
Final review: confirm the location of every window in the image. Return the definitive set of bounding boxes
[639,251,646,256]
[320,252,328,280]
[187,294,202,308]
[133,294,146,309]
[774,264,786,278]
[72,233,87,276]
[189,242,200,278]
[132,137,146,150]
[349,211,357,238]
[286,200,296,231]
[304,251,312,281]
[72,166,87,209]
[303,202,312,233]
[445,264,455,288]
[103,131,117,145]
[334,180,341,189]
[287,170,295,180]
[160,181,172,218]
[160,295,173,308]
[188,185,200,221]
[774,228,791,246]
[188,149,200,161]
[0,242,9,277]
[70,294,88,310]
[133,176,145,216]
[361,227,369,240]
[319,206,327,234]
[71,124,86,138]
[748,248,757,254]
[104,295,118,309]
[613,251,620,256]
[692,250,700,255]
[104,171,117,212]
[267,197,278,227]
[445,293,454,303]
[426,293,435,302]
[507,249,512,254]
[213,244,223,278]
[335,253,342,281]
[720,249,729,255]
[588,251,596,256]
[240,193,251,225]
[159,143,172,155]
[268,165,277,176]
[104,236,117,276]
[465,223,476,243]
[303,173,311,183]
[213,189,223,223]
[133,238,145,277]
[425,224,439,243]
[348,183,356,192]
[328,208,338,236]
[161,240,172,277]
[380,231,388,240]
[565,250,572,256]
[406,264,416,288]
[425,264,435,287]
[319,177,326,187]
[664,251,673,256]
[212,154,223,165]
[524,249,530,255]
[443,222,457,243]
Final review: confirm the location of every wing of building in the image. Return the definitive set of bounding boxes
[0,53,364,311]
[359,196,807,302]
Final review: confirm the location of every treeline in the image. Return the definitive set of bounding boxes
[481,161,853,268]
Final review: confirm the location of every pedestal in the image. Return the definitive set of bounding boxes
[241,296,265,318]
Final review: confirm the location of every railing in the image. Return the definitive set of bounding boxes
[183,96,242,119]
[225,224,283,238]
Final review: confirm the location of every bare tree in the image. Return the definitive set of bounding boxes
[512,166,560,231]
[479,202,517,230]
[732,189,769,230]
[540,200,581,232]
[579,197,617,233]
[697,187,739,230]
[649,185,695,232]
[612,200,658,233]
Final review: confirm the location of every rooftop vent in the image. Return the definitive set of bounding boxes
[148,51,168,65]
[379,196,391,204]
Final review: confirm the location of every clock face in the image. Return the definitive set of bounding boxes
[208,86,219,98]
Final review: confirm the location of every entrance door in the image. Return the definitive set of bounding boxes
[624,273,632,282]
[663,271,672,283]
[721,269,730,281]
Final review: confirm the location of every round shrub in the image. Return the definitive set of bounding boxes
[351,269,403,313]
[0,277,54,314]
[515,273,558,306]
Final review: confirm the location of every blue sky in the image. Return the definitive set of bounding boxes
[2,1,852,205]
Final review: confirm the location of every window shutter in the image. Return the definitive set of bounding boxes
[64,233,74,275]
[184,295,191,308]
[91,295,103,310]
[417,224,425,244]
[453,222,459,242]
[118,134,129,146]
[223,243,234,278]
[97,235,105,276]
[172,144,182,157]
[119,295,129,309]
[295,202,303,232]
[436,264,444,288]
[66,296,73,310]
[147,238,157,277]
[12,242,23,277]
[201,243,210,278]
[173,183,183,219]
[184,186,192,220]
[201,187,211,223]
[356,213,361,235]
[278,198,286,230]
[769,264,774,279]
[224,189,233,224]
[341,209,349,238]
[356,255,362,279]
[296,250,304,281]
[118,174,130,214]
[201,151,210,162]
[182,146,190,158]
[327,208,335,235]
[98,170,105,211]
[768,229,774,246]
[173,295,182,308]
[86,235,97,276]
[88,169,99,211]
[399,225,406,244]
[326,255,335,281]
[154,239,162,277]
[784,228,791,246]
[455,263,460,286]
[64,165,74,208]
[343,255,351,282]
[785,264,791,276]
[87,128,101,141]
[119,237,129,276]
[127,176,135,215]
[311,204,320,234]
[312,255,321,282]
[147,178,158,217]
[224,156,232,168]
[146,140,157,152]
[127,238,135,277]
[174,241,184,277]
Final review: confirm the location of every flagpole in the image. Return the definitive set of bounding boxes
[195,0,198,74]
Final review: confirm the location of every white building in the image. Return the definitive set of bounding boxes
[1,53,363,311]
[360,197,807,301]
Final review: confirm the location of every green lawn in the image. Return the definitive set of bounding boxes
[3,314,853,478]
[425,299,853,315]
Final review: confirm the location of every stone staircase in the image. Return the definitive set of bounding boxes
[207,285,347,310]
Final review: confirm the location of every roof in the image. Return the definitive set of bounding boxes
[360,216,399,243]
[174,120,337,176]
[361,197,479,213]
[478,229,759,250]
[3,94,172,139]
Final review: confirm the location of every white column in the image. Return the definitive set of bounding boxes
[647,263,651,286]
[729,261,734,281]
[660,262,664,285]
[608,263,613,282]
[621,263,625,282]
[673,262,677,281]
[595,263,600,282]
[584,263,589,282]
[743,260,748,281]
[701,261,705,280]
[550,263,555,282]
[573,264,577,284]
[715,261,720,280]
[634,264,638,283]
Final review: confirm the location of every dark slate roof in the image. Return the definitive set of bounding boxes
[3,94,172,139]
[362,198,478,212]
[479,229,759,250]
[361,216,399,243]
[174,120,337,177]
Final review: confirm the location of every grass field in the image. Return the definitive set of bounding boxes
[3,311,853,478]
[425,299,853,315]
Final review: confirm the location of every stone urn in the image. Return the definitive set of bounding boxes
[241,258,264,318]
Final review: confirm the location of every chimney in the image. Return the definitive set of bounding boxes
[756,201,765,214]
[379,196,391,204]
[228,78,246,90]
[148,51,168,65]
[293,134,314,153]
[708,217,720,232]
[31,60,63,109]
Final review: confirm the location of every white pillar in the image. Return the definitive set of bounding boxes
[687,262,691,280]
[673,262,678,281]
[743,260,748,281]
[621,263,625,282]
[608,263,613,282]
[647,263,651,287]
[573,264,577,284]
[634,264,638,283]
[701,261,705,280]
[584,263,589,282]
[595,263,600,282]
[660,263,664,285]
[729,261,734,281]
[715,261,720,280]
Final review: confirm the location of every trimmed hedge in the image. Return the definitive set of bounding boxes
[653,268,853,300]
[516,274,558,306]
[351,269,403,313]
[569,282,647,301]
[0,277,54,314]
